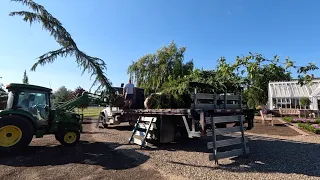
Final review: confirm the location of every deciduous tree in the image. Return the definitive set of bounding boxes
[51,86,73,106]
[213,53,318,108]
[73,86,89,113]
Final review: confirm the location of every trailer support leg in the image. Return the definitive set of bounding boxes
[182,116,201,138]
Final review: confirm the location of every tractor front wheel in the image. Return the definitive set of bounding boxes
[56,128,80,147]
[0,115,34,152]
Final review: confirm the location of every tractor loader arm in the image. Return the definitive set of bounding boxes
[55,92,105,111]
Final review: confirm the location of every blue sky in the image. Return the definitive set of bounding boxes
[0,0,319,92]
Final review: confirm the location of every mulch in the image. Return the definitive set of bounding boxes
[247,119,301,136]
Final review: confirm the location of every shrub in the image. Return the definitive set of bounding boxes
[298,123,320,134]
[283,117,293,122]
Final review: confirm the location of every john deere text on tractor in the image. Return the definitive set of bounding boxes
[0,83,92,152]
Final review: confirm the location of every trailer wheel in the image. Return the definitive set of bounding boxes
[0,115,34,152]
[54,133,60,142]
[57,128,80,146]
[179,126,189,139]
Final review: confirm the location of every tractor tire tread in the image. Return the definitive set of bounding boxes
[0,115,34,152]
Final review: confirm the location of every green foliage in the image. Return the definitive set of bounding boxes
[282,116,293,123]
[299,98,311,107]
[51,86,73,106]
[127,41,319,109]
[128,41,194,95]
[9,0,112,92]
[298,123,320,134]
[243,64,291,108]
[22,70,29,84]
[213,53,317,108]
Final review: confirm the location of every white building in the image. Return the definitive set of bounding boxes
[268,79,320,110]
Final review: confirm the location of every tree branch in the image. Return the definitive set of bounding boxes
[10,0,112,92]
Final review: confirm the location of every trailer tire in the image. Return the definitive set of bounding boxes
[0,115,34,153]
[179,127,189,140]
[54,134,59,141]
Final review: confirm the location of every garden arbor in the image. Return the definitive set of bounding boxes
[268,79,320,110]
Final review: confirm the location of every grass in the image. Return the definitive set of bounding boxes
[74,106,105,117]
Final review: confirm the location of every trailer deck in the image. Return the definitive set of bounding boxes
[110,108,245,116]
[116,108,190,115]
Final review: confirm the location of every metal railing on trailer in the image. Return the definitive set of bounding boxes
[189,82,251,164]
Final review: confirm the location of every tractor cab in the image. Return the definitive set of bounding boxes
[0,83,83,152]
[5,83,52,126]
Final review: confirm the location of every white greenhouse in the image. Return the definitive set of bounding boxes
[268,79,320,111]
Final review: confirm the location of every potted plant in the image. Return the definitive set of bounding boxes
[300,98,311,118]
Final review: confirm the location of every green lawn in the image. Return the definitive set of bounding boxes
[74,106,105,117]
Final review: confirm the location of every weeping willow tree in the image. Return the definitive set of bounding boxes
[128,41,194,95]
[127,41,228,108]
[9,0,112,92]
[127,41,195,108]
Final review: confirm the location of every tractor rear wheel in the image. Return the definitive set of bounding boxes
[56,128,80,147]
[0,115,34,152]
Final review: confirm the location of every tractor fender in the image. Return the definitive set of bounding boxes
[0,110,37,130]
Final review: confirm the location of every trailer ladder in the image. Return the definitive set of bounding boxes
[205,115,249,164]
[128,116,157,148]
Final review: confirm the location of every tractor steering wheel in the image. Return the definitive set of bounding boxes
[30,104,48,119]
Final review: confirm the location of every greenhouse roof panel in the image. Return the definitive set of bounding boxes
[269,80,320,98]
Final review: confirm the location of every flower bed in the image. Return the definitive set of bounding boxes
[283,116,320,134]
[283,117,320,124]
[298,123,320,134]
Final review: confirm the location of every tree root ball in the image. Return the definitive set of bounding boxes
[144,93,185,109]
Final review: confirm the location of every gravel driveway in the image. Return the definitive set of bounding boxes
[0,119,319,180]
[0,123,166,180]
[92,120,320,180]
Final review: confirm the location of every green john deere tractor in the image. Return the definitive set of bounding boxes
[0,83,95,152]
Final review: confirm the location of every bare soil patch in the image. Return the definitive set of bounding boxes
[247,119,301,136]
